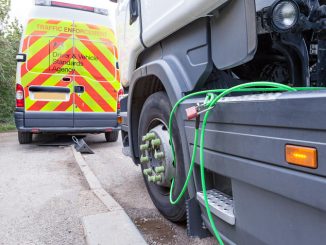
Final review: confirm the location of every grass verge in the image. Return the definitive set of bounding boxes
[0,122,16,132]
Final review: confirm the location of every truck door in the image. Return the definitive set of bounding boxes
[116,0,141,87]
[21,19,74,127]
[73,22,120,127]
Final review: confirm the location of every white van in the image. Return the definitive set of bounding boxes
[15,0,122,144]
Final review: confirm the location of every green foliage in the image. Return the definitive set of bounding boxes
[0,121,15,132]
[0,0,22,124]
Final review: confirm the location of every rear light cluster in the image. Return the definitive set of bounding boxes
[51,1,94,11]
[35,0,108,16]
[16,84,24,108]
[117,88,124,111]
[117,88,124,124]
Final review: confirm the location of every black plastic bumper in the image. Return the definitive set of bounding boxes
[14,111,120,133]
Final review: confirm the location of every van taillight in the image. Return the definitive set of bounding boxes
[16,84,24,108]
[35,1,108,16]
[117,88,124,110]
[51,1,94,11]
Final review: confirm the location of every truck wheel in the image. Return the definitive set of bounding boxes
[138,91,186,222]
[105,131,119,142]
[18,131,32,144]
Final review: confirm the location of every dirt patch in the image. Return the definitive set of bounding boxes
[134,216,177,245]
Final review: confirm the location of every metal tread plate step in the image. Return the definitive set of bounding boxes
[196,189,235,225]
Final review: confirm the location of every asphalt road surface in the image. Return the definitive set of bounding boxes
[84,134,215,245]
[0,131,215,245]
[0,132,107,245]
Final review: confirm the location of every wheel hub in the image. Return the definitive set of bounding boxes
[140,124,175,187]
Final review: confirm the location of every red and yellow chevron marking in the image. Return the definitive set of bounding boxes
[74,21,116,45]
[20,18,120,113]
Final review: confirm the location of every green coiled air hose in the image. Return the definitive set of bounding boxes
[168,82,324,244]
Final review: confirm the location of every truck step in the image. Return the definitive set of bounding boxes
[219,92,282,103]
[196,189,235,225]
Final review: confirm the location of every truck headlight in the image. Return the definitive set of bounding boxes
[271,0,299,31]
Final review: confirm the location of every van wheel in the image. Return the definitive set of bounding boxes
[138,91,186,222]
[18,131,32,144]
[105,131,119,142]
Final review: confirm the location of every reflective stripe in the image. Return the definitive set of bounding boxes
[54,96,73,111]
[74,46,115,83]
[73,21,119,113]
[74,48,118,97]
[75,95,92,112]
[20,18,120,113]
[75,69,116,110]
[26,35,72,74]
[75,92,100,113]
[74,22,116,44]
[22,31,47,52]
[77,36,116,68]
[23,48,74,87]
[74,75,114,112]
[76,37,117,81]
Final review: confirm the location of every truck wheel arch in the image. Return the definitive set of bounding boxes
[128,60,186,160]
[128,59,197,198]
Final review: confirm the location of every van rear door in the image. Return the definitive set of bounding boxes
[73,22,120,128]
[21,18,74,127]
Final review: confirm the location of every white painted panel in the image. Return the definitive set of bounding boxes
[29,6,113,28]
[255,0,275,11]
[141,0,230,47]
[116,0,143,87]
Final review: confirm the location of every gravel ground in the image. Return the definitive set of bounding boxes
[0,131,215,245]
[0,132,107,245]
[83,134,215,245]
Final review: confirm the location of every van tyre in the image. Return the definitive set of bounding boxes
[138,91,186,222]
[18,131,32,144]
[105,131,119,142]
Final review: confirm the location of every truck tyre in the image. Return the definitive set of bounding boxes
[105,131,119,142]
[18,131,32,144]
[138,91,186,222]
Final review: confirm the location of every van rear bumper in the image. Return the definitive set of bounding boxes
[14,111,120,133]
[15,126,120,133]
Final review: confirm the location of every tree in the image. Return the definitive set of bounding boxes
[0,0,22,124]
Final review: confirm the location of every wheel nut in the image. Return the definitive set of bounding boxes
[155,166,165,173]
[147,133,156,140]
[140,155,149,163]
[140,143,149,151]
[148,176,155,182]
[142,132,156,141]
[143,168,152,176]
[154,150,164,160]
[151,138,161,147]
[154,175,162,182]
[142,135,147,141]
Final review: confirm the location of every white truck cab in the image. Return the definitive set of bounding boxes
[115,0,326,244]
[116,0,242,87]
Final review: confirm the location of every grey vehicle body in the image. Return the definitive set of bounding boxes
[117,0,326,243]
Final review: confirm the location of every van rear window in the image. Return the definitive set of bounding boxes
[74,38,117,82]
[26,35,74,75]
[22,19,118,85]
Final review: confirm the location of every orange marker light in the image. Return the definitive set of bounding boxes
[285,145,318,169]
[117,116,123,124]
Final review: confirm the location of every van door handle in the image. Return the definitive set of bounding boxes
[74,86,84,93]
[129,0,138,25]
[62,77,71,82]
